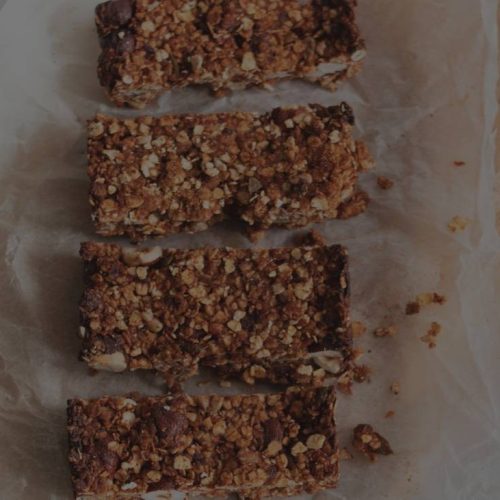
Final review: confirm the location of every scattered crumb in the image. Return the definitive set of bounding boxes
[420,322,442,349]
[296,230,326,246]
[453,161,466,167]
[219,380,232,388]
[339,447,353,460]
[247,228,265,243]
[448,216,471,233]
[373,325,397,337]
[338,191,370,219]
[352,320,367,337]
[406,292,446,315]
[337,370,353,395]
[390,382,401,395]
[352,424,393,461]
[197,380,211,387]
[385,410,395,419]
[377,176,394,190]
[353,364,372,383]
[405,302,421,315]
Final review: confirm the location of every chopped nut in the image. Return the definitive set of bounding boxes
[266,440,282,456]
[306,434,326,450]
[141,20,156,33]
[291,441,308,456]
[227,320,242,332]
[122,247,162,266]
[173,455,192,470]
[89,121,104,138]
[241,52,257,71]
[88,352,127,373]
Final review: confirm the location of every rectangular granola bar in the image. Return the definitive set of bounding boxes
[88,103,372,240]
[67,387,338,498]
[79,242,352,386]
[96,0,365,108]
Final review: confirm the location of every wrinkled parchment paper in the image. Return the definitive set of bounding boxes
[0,0,499,498]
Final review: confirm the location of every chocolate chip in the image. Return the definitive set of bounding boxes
[152,407,189,443]
[96,0,134,28]
[101,335,123,354]
[101,31,135,53]
[263,418,283,444]
[95,442,119,473]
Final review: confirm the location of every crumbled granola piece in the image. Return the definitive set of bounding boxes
[390,382,401,395]
[373,325,397,337]
[352,424,393,461]
[420,322,442,349]
[448,216,471,233]
[353,364,371,383]
[385,410,395,419]
[376,176,394,190]
[338,191,370,219]
[453,161,466,167]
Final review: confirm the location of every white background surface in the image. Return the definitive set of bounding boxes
[0,0,499,499]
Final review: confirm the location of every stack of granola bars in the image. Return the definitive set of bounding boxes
[67,1,373,497]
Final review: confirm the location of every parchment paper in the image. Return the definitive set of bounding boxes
[0,1,499,499]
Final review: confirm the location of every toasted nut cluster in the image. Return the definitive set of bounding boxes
[95,0,365,107]
[352,424,393,462]
[88,104,373,240]
[79,242,352,386]
[67,387,339,497]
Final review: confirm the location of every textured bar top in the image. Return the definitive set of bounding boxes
[68,387,338,498]
[88,104,373,240]
[79,242,352,386]
[96,0,365,107]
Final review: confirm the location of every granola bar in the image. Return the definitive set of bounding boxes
[96,0,365,108]
[88,103,373,240]
[68,387,338,498]
[79,242,352,386]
